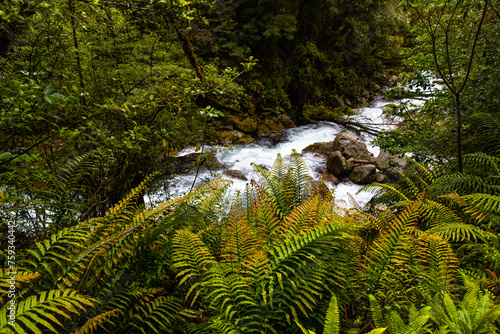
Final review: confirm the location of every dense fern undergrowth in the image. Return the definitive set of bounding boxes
[1,151,500,333]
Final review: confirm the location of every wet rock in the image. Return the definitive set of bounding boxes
[222,115,243,131]
[325,171,340,185]
[241,117,258,133]
[277,114,296,128]
[224,170,248,181]
[302,142,334,158]
[375,150,408,181]
[332,130,372,160]
[257,118,283,140]
[346,158,355,172]
[375,172,390,183]
[219,130,245,145]
[348,164,377,184]
[327,151,349,176]
[169,152,219,174]
[375,150,408,171]
[236,136,258,145]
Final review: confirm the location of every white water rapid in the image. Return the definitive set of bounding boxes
[146,97,405,207]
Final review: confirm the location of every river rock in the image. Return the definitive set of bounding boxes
[332,130,372,160]
[241,117,258,133]
[169,152,219,173]
[325,171,340,185]
[375,172,390,183]
[375,150,408,181]
[236,136,258,145]
[375,150,408,171]
[219,130,245,144]
[327,151,349,176]
[257,118,283,140]
[348,164,377,184]
[302,142,334,158]
[277,114,296,128]
[221,115,243,131]
[224,170,248,181]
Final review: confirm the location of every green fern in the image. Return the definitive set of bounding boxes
[0,289,95,334]
[322,294,340,334]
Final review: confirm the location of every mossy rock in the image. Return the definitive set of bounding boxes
[222,115,243,131]
[303,104,355,122]
[236,136,258,145]
[302,142,334,158]
[277,114,296,128]
[219,130,245,144]
[241,117,258,133]
[383,103,398,109]
[257,118,283,139]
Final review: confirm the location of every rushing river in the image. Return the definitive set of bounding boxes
[146,93,432,207]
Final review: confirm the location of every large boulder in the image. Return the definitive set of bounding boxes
[241,117,258,133]
[302,142,334,158]
[277,114,296,128]
[224,170,248,181]
[332,130,372,160]
[348,164,377,184]
[169,152,219,174]
[221,115,243,131]
[374,150,408,180]
[219,130,245,145]
[375,150,408,171]
[327,151,351,176]
[257,118,284,140]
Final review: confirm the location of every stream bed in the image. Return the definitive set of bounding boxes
[145,96,409,207]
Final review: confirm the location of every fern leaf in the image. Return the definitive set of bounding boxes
[323,294,340,334]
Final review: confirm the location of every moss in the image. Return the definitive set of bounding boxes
[241,117,258,133]
[303,104,355,122]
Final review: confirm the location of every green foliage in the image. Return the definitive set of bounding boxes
[303,104,355,123]
[379,0,500,167]
[3,151,500,333]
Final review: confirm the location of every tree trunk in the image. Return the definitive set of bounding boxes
[69,0,86,106]
[456,94,463,173]
[176,28,205,83]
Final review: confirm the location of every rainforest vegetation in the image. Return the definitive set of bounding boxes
[1,0,500,333]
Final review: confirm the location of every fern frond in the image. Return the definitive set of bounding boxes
[363,203,419,292]
[431,173,499,196]
[74,309,120,334]
[130,295,183,333]
[416,235,459,296]
[0,289,95,334]
[278,195,322,236]
[172,229,216,287]
[287,149,314,206]
[368,295,386,329]
[357,183,409,205]
[0,270,40,296]
[322,294,340,334]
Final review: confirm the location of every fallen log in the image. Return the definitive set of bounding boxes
[332,119,380,136]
